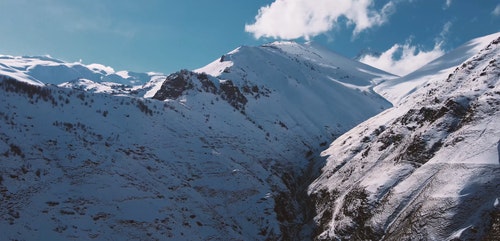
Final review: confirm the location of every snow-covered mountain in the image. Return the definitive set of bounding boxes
[1,32,498,240]
[0,41,392,240]
[309,33,500,240]
[374,33,500,105]
[0,54,167,95]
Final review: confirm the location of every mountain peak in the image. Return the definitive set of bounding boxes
[0,54,168,88]
[1,33,498,241]
[263,40,300,47]
[196,40,396,88]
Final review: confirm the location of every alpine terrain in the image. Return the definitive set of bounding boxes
[0,41,392,240]
[0,32,498,240]
[309,33,500,240]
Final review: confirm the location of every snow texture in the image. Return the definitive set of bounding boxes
[375,32,500,105]
[0,54,167,96]
[1,33,499,240]
[309,34,500,240]
[0,41,391,240]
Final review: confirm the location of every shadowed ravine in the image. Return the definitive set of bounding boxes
[272,153,326,240]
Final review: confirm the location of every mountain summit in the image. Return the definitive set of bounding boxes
[0,33,499,240]
[0,41,392,240]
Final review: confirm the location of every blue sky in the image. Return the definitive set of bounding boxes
[0,0,498,76]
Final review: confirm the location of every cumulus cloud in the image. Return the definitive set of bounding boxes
[492,4,500,16]
[360,41,445,76]
[359,21,452,76]
[245,0,396,40]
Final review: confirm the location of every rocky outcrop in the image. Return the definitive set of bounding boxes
[219,80,247,110]
[152,70,194,100]
[152,70,273,111]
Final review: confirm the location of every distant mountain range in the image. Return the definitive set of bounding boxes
[0,32,498,240]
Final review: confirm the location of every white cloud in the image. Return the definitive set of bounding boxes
[444,0,453,9]
[492,4,500,16]
[360,41,445,76]
[437,21,452,43]
[360,21,452,76]
[245,0,396,40]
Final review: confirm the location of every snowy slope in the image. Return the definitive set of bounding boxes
[194,41,395,138]
[309,35,500,240]
[375,32,500,105]
[0,42,392,240]
[0,77,283,240]
[0,54,167,96]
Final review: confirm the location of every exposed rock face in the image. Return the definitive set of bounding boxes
[152,70,250,111]
[197,72,217,94]
[152,70,194,100]
[219,80,247,110]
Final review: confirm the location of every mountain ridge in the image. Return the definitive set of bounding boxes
[309,34,500,240]
[0,33,498,240]
[0,40,392,240]
[374,32,500,105]
[0,54,166,87]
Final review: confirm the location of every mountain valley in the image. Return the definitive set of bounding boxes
[0,33,499,240]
